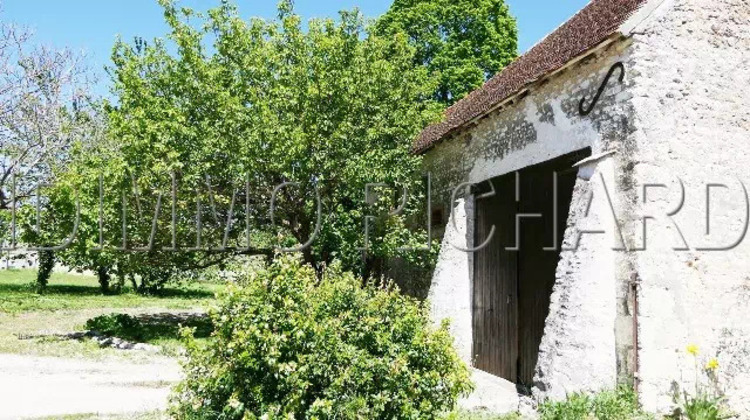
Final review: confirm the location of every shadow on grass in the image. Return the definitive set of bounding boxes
[0,282,215,300]
[153,287,215,300]
[86,312,214,343]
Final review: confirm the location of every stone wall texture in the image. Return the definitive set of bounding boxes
[627,0,750,414]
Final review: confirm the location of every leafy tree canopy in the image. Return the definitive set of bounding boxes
[33,0,440,291]
[376,0,518,105]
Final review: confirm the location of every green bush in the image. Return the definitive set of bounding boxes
[86,313,143,340]
[170,256,473,419]
[538,386,652,420]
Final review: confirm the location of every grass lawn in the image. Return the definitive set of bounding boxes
[0,268,220,360]
[0,269,220,314]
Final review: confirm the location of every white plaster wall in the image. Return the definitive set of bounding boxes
[533,159,619,400]
[428,197,475,364]
[627,0,750,414]
[465,97,595,184]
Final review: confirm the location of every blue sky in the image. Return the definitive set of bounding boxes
[4,0,589,97]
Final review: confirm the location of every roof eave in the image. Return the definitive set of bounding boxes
[414,33,626,156]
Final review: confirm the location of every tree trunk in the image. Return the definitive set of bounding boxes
[113,268,126,293]
[35,250,55,293]
[128,274,138,291]
[96,266,111,294]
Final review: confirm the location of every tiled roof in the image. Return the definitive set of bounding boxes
[414,0,649,154]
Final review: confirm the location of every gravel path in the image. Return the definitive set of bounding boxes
[0,353,181,419]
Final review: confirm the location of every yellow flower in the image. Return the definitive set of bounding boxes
[687,344,699,356]
[706,358,719,371]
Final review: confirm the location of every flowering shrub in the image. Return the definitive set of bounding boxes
[678,345,732,420]
[170,256,473,419]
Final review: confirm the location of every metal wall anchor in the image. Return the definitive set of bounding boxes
[579,62,625,116]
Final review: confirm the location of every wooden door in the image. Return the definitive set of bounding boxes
[473,174,518,381]
[472,150,585,384]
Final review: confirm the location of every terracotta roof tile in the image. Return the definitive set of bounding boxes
[414,0,649,154]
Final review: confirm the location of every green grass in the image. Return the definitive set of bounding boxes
[538,386,653,420]
[0,268,220,360]
[0,269,220,314]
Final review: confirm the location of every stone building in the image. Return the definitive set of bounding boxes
[416,0,750,415]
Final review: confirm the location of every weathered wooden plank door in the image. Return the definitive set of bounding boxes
[473,174,518,381]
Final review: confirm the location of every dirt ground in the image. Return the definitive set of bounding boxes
[0,353,180,419]
[0,308,191,419]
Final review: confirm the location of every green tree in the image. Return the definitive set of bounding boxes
[32,0,440,292]
[376,0,518,105]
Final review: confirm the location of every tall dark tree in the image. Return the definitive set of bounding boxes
[376,0,518,105]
